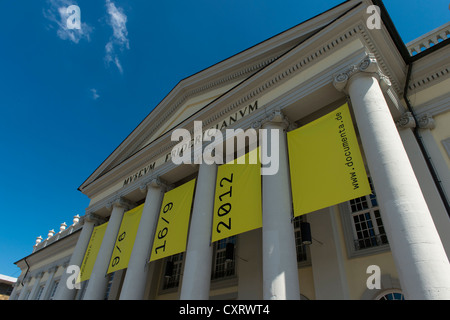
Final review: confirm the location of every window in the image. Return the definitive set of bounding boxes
[348,178,388,251]
[49,280,59,300]
[340,177,389,257]
[293,216,310,264]
[211,236,236,280]
[35,285,45,300]
[162,253,184,290]
[376,290,405,300]
[77,281,88,300]
[104,273,115,300]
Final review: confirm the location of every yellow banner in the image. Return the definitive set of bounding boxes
[107,204,144,274]
[78,222,108,283]
[212,148,262,242]
[287,103,371,216]
[149,179,196,262]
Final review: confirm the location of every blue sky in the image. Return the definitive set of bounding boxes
[0,0,448,278]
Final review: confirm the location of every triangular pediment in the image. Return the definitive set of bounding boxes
[79,0,364,193]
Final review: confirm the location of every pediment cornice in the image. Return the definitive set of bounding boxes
[79,0,407,199]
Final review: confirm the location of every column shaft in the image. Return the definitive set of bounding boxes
[348,72,450,299]
[261,120,300,300]
[83,203,127,300]
[54,218,96,300]
[17,280,30,300]
[120,182,164,300]
[28,273,43,300]
[40,267,57,300]
[180,163,217,300]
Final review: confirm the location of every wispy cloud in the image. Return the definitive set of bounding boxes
[104,0,130,74]
[90,88,100,100]
[43,0,93,44]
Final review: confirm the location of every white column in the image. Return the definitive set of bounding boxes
[54,214,101,300]
[40,266,58,300]
[17,279,30,300]
[334,54,450,299]
[9,283,20,300]
[28,272,43,300]
[180,162,217,300]
[309,208,350,299]
[83,198,130,300]
[259,112,300,300]
[120,180,165,300]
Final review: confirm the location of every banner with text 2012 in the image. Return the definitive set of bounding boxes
[212,148,262,242]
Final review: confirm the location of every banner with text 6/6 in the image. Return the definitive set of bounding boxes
[107,203,144,274]
[287,103,371,216]
[212,148,262,243]
[78,222,108,283]
[149,179,196,262]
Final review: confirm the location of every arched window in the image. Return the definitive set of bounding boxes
[376,289,405,300]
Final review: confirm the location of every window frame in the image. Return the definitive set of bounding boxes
[339,178,390,258]
[375,289,405,300]
[292,215,312,267]
[211,236,237,281]
[160,252,185,292]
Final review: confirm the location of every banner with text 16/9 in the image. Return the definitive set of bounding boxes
[149,179,196,262]
[287,103,371,216]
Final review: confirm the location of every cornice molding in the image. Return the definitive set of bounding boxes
[407,65,450,92]
[356,23,402,94]
[86,24,367,197]
[86,24,368,191]
[84,15,408,208]
[104,55,283,173]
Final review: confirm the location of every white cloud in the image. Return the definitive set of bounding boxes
[43,0,93,44]
[104,0,129,74]
[90,88,100,100]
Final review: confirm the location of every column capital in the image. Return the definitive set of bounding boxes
[106,196,133,211]
[47,266,58,274]
[84,212,106,225]
[417,113,436,129]
[396,112,416,129]
[139,176,169,194]
[333,53,391,94]
[252,110,290,130]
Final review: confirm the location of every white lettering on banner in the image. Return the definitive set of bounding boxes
[123,101,259,186]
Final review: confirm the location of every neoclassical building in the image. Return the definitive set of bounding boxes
[10,0,450,300]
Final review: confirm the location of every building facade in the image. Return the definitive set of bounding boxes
[0,275,16,300]
[10,0,450,300]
